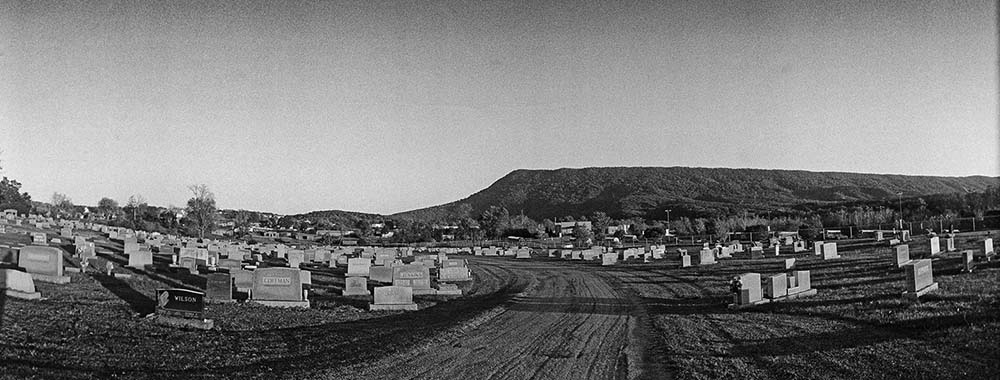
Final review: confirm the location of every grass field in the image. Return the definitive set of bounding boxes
[596,232,1000,379]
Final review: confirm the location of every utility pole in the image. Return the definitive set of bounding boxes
[897,192,903,230]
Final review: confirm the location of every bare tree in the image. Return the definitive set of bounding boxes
[51,192,74,217]
[124,194,147,229]
[186,184,217,238]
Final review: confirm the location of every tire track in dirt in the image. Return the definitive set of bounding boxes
[331,258,637,380]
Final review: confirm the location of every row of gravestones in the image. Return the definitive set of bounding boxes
[730,270,816,307]
[893,238,995,299]
[0,245,73,300]
[343,254,471,298]
[548,245,670,265]
[0,220,471,314]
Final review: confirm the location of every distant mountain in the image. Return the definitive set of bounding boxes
[287,209,384,226]
[392,167,999,221]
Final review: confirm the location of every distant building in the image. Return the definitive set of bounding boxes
[555,221,593,236]
[294,232,318,241]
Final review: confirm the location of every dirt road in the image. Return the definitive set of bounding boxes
[324,256,663,380]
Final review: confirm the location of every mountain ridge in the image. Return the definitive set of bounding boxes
[390,166,999,221]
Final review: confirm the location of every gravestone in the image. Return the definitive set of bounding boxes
[18,246,69,284]
[783,258,796,270]
[787,270,812,295]
[984,238,994,256]
[369,286,418,311]
[680,254,691,267]
[0,268,41,300]
[218,258,242,272]
[749,247,763,259]
[232,269,254,293]
[895,245,911,267]
[736,273,762,305]
[515,248,531,259]
[763,273,788,299]
[392,265,434,295]
[929,236,940,255]
[347,258,372,277]
[961,250,974,273]
[570,250,582,260]
[123,238,139,255]
[343,276,370,296]
[178,257,198,274]
[602,252,617,266]
[287,250,304,268]
[699,249,716,265]
[813,241,824,255]
[250,267,309,308]
[206,272,234,303]
[76,242,96,259]
[436,282,461,296]
[438,266,472,281]
[369,266,393,283]
[902,259,938,299]
[127,250,153,269]
[300,270,311,287]
[945,237,956,252]
[793,240,806,253]
[154,288,213,329]
[822,242,839,260]
[31,233,47,245]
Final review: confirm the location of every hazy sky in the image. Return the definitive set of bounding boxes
[1,0,997,215]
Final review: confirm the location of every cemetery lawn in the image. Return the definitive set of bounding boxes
[1,229,998,379]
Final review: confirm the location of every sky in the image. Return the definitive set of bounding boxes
[1,0,997,215]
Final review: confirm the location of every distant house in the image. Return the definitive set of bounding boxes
[555,221,593,236]
[317,229,352,237]
[294,232,318,241]
[261,231,279,238]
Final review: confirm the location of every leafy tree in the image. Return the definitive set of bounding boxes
[478,206,510,239]
[0,176,32,215]
[590,211,611,238]
[540,218,560,237]
[185,184,217,238]
[97,197,119,218]
[572,223,593,248]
